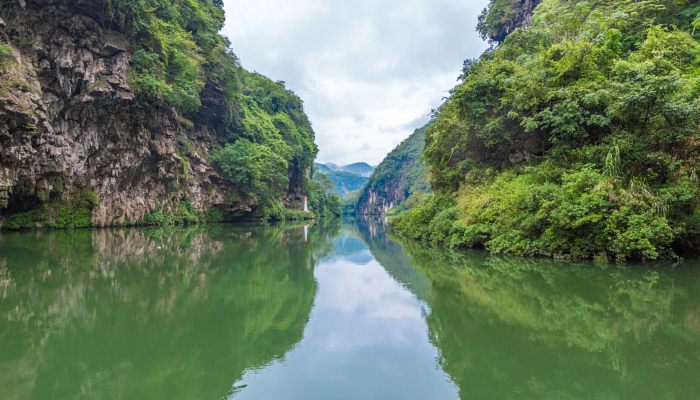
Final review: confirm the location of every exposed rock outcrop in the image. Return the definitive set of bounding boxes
[357,124,430,215]
[0,1,271,227]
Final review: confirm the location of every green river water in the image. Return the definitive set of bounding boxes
[0,220,699,399]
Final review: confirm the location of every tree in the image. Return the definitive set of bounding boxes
[216,140,289,203]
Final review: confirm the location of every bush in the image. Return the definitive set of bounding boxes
[0,43,13,72]
[216,139,289,203]
[392,164,686,261]
[141,202,205,226]
[5,192,96,230]
[404,1,700,261]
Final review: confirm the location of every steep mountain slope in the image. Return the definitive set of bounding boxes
[392,0,700,261]
[0,0,326,228]
[313,162,375,198]
[357,125,430,215]
[320,171,368,197]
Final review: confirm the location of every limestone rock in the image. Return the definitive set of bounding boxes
[0,0,246,227]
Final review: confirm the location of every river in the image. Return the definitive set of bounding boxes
[1,220,699,399]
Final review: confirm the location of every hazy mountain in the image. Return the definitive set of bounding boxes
[316,162,375,178]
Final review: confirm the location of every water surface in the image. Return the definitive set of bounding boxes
[0,221,699,399]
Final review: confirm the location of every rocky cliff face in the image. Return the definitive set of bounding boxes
[356,125,430,215]
[477,0,541,43]
[0,0,297,227]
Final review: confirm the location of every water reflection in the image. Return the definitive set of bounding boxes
[232,223,458,400]
[2,219,699,400]
[397,238,700,399]
[0,224,336,400]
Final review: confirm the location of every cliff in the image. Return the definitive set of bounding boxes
[477,0,542,43]
[0,0,318,228]
[356,124,430,215]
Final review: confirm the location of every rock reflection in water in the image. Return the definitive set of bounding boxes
[0,223,337,400]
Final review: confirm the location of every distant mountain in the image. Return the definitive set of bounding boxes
[356,124,431,215]
[315,163,334,174]
[313,162,375,199]
[315,170,368,197]
[315,162,375,178]
[341,162,375,178]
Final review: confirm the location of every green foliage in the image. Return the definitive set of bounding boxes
[140,202,244,225]
[5,192,97,230]
[217,139,289,200]
[318,170,368,197]
[223,71,318,217]
[96,1,318,219]
[0,43,13,72]
[393,162,697,261]
[357,124,431,214]
[342,191,361,216]
[216,139,289,202]
[215,138,319,220]
[396,0,700,261]
[102,0,227,113]
[477,0,542,43]
[235,70,317,171]
[142,203,199,226]
[307,173,342,217]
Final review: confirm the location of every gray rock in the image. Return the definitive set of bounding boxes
[0,0,248,227]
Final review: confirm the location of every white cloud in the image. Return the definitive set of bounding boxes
[222,0,489,165]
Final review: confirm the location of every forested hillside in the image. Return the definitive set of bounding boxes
[392,0,700,261]
[312,162,374,216]
[318,170,368,197]
[357,124,431,215]
[0,0,335,228]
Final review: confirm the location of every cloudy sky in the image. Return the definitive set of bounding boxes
[221,0,489,165]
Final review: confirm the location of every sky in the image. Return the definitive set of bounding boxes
[221,0,490,165]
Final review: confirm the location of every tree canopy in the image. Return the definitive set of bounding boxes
[392,0,700,262]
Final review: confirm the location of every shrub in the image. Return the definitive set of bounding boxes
[401,1,700,261]
[392,164,685,261]
[0,43,13,72]
[4,192,96,230]
[216,139,289,203]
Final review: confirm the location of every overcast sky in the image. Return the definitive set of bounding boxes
[221,0,489,165]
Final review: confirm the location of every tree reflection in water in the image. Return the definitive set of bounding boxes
[400,239,700,400]
[0,222,339,400]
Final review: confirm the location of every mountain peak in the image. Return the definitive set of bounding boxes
[316,162,375,178]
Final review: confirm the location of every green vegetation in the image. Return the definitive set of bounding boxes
[397,239,700,398]
[392,0,700,261]
[140,202,231,225]
[212,68,326,219]
[103,0,228,113]
[318,170,368,196]
[307,172,343,217]
[216,139,288,203]
[0,1,330,227]
[5,191,99,230]
[101,1,325,220]
[310,163,372,215]
[0,224,331,399]
[0,42,13,72]
[477,0,542,43]
[357,124,431,215]
[342,190,362,216]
